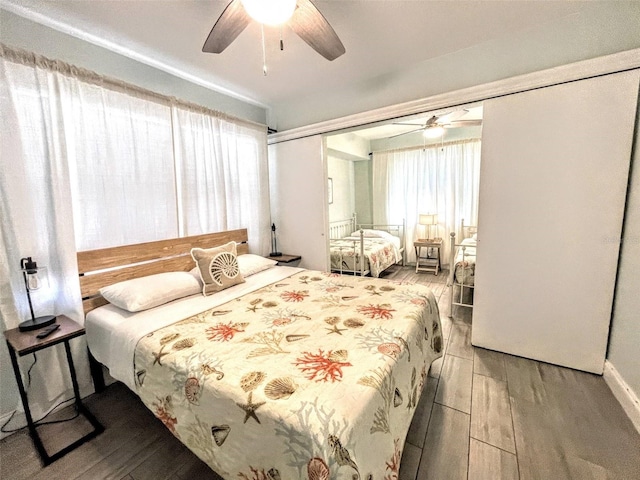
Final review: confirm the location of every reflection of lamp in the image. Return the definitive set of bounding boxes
[419,214,439,240]
[241,0,296,26]
[19,257,56,331]
[270,224,282,257]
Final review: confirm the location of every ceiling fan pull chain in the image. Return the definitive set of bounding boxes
[280,26,284,51]
[261,23,268,76]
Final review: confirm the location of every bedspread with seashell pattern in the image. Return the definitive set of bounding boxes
[133,270,442,479]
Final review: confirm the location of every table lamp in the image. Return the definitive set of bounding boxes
[270,223,282,257]
[419,214,438,240]
[19,257,56,331]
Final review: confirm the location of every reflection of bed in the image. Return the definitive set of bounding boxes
[79,229,442,479]
[329,215,405,277]
[448,220,477,314]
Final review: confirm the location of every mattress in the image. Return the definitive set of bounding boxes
[329,236,402,277]
[86,267,442,479]
[85,266,303,389]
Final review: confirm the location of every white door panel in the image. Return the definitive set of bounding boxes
[473,70,640,373]
[268,136,329,271]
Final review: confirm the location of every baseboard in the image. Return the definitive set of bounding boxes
[603,360,640,434]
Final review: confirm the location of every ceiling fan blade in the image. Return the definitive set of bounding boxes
[388,128,424,139]
[202,0,251,54]
[438,109,468,123]
[289,0,345,61]
[444,119,483,127]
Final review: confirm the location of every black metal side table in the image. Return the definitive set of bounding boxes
[4,314,104,465]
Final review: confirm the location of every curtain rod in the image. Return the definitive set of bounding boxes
[0,43,266,131]
[371,138,481,156]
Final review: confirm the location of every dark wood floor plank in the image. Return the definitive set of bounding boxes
[434,354,473,414]
[504,354,547,404]
[129,433,195,480]
[448,323,473,360]
[510,375,640,480]
[416,403,469,479]
[406,377,439,447]
[0,430,43,480]
[468,438,519,480]
[175,456,223,480]
[471,374,516,453]
[399,441,421,480]
[474,348,507,382]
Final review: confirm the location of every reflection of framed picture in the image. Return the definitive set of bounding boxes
[328,178,333,204]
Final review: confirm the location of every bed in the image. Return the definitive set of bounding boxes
[79,229,442,479]
[329,215,405,277]
[447,220,477,314]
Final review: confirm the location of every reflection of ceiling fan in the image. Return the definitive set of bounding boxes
[390,110,482,139]
[202,0,345,61]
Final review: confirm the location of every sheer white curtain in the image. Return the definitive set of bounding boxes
[372,140,481,263]
[1,57,91,421]
[65,85,177,250]
[172,107,271,254]
[0,45,272,425]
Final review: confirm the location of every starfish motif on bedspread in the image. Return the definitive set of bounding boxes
[236,392,266,424]
[152,345,169,366]
[325,325,347,335]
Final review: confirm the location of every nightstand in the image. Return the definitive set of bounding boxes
[266,254,301,266]
[414,238,443,275]
[4,315,104,465]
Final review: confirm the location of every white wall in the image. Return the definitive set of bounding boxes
[354,161,373,225]
[0,9,267,125]
[608,94,640,398]
[327,156,355,223]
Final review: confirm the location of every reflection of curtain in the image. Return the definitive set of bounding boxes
[172,107,271,254]
[1,55,90,421]
[372,140,481,263]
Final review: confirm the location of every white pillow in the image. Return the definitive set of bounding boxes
[351,229,397,242]
[100,271,201,312]
[190,253,277,279]
[237,254,278,276]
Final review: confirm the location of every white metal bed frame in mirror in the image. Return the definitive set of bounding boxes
[329,213,406,276]
[448,219,477,315]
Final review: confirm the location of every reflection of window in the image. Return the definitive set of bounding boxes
[328,178,333,204]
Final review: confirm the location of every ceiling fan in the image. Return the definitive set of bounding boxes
[202,0,346,61]
[390,110,482,139]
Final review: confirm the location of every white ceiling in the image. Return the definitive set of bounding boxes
[2,1,639,132]
[2,0,593,108]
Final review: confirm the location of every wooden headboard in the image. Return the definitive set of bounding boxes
[77,229,249,315]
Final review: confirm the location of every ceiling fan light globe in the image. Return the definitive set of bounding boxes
[241,0,297,26]
[423,126,444,139]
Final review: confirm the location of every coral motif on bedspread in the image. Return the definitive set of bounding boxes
[133,270,442,479]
